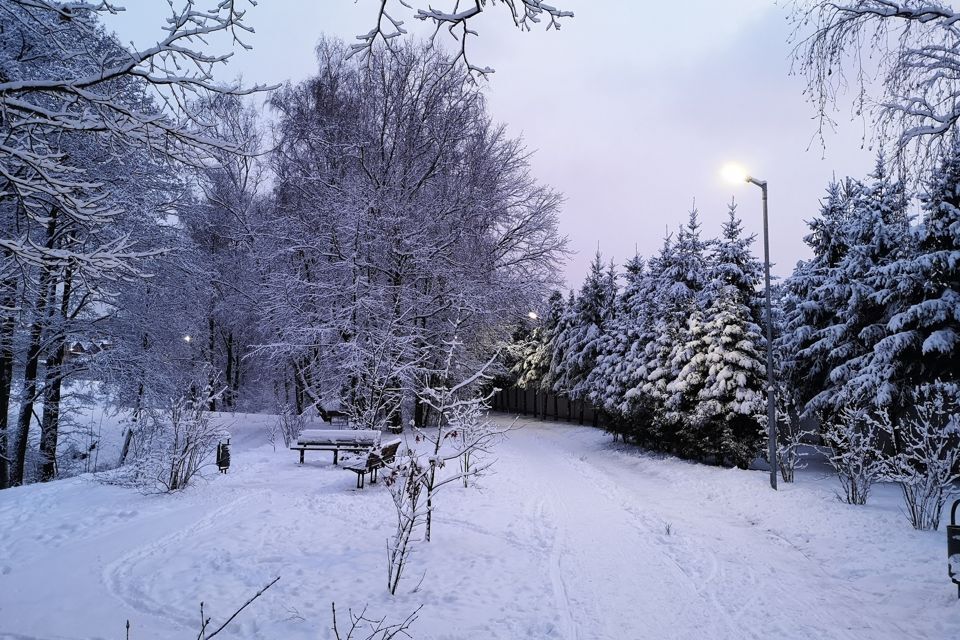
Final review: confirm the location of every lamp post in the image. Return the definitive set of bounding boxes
[722,164,778,490]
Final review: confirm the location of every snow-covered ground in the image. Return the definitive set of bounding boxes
[1,414,958,640]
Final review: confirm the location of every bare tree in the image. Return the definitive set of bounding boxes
[383,318,508,594]
[413,327,507,542]
[792,0,960,172]
[0,0,268,488]
[260,41,565,429]
[353,0,573,75]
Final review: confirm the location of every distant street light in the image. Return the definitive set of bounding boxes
[722,163,778,491]
[183,335,192,343]
[527,311,539,321]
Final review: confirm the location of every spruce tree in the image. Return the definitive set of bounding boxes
[641,209,710,452]
[698,286,767,467]
[547,291,578,395]
[694,203,766,466]
[551,253,616,400]
[780,179,859,421]
[867,141,960,403]
[514,291,565,391]
[587,256,641,411]
[810,157,910,414]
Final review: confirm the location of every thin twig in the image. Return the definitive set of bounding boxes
[205,576,281,639]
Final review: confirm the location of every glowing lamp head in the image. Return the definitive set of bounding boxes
[721,163,750,185]
[527,311,539,320]
[183,335,192,343]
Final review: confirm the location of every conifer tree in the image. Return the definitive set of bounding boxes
[698,285,767,467]
[514,291,565,391]
[680,202,766,465]
[547,291,578,396]
[780,179,859,421]
[549,253,616,400]
[588,254,659,439]
[810,158,910,414]
[640,209,710,451]
[867,141,960,403]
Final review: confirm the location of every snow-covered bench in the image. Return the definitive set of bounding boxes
[341,439,402,489]
[291,429,381,465]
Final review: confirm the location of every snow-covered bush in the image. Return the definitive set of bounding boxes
[823,408,886,505]
[152,386,226,492]
[111,378,226,492]
[884,385,960,531]
[272,402,306,448]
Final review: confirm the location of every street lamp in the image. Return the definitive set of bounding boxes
[527,311,539,321]
[722,163,778,491]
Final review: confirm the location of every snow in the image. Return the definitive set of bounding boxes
[1,413,958,639]
[297,429,382,445]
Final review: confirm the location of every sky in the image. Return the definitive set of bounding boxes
[105,0,883,285]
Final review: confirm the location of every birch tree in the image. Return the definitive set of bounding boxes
[793,0,960,172]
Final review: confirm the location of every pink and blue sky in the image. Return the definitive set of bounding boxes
[107,1,883,284]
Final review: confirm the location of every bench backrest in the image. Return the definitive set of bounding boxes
[364,439,402,468]
[377,439,402,464]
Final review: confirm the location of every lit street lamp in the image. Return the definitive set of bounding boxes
[722,163,778,491]
[527,311,539,321]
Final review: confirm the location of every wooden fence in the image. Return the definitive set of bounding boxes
[491,387,607,428]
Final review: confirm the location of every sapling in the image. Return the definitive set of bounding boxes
[823,408,885,505]
[382,319,510,593]
[413,328,508,542]
[383,450,427,595]
[777,403,808,483]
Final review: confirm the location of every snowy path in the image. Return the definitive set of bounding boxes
[507,425,907,639]
[0,414,957,639]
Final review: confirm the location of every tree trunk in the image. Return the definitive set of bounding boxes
[425,461,436,543]
[293,361,304,415]
[231,338,241,406]
[207,316,216,411]
[12,211,59,486]
[0,275,18,489]
[400,386,415,433]
[38,262,74,482]
[224,330,234,409]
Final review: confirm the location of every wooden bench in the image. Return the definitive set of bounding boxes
[342,439,402,489]
[291,429,381,465]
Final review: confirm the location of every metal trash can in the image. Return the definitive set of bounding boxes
[949,499,960,598]
[217,438,231,474]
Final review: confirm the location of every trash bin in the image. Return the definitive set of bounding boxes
[949,499,960,598]
[217,438,231,474]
